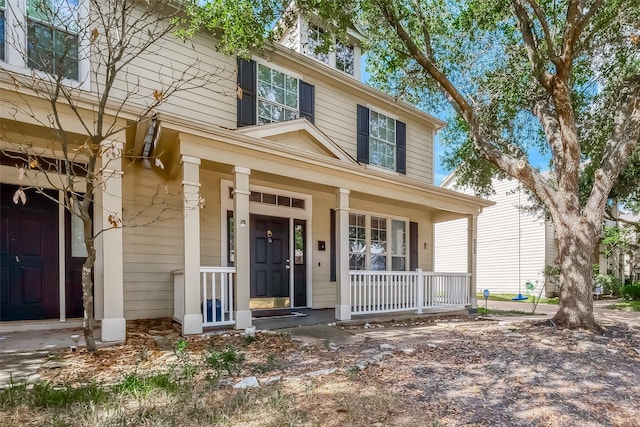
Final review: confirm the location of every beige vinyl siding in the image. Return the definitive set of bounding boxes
[122,168,224,319]
[103,11,238,129]
[122,167,184,319]
[435,177,547,294]
[200,170,223,267]
[310,194,335,308]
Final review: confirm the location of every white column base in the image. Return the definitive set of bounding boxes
[335,304,351,321]
[100,318,126,342]
[234,310,253,329]
[182,314,203,335]
[470,297,478,309]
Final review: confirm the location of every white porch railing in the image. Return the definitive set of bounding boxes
[350,269,470,315]
[173,267,236,327]
[201,267,236,327]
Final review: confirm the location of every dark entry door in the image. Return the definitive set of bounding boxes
[250,215,290,302]
[1,184,59,320]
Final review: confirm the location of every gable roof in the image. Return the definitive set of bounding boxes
[235,118,357,164]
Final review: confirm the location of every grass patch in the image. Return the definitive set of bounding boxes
[114,371,179,399]
[477,307,538,316]
[478,293,559,305]
[0,380,109,409]
[605,300,640,312]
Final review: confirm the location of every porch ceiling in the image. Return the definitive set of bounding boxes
[0,119,89,151]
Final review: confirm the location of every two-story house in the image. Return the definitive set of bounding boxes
[0,1,492,342]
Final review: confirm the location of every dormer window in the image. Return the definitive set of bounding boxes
[307,25,329,64]
[336,42,354,75]
[304,24,356,77]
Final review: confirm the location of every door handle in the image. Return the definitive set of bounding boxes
[15,256,20,263]
[285,259,290,270]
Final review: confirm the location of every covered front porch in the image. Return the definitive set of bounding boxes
[145,116,491,335]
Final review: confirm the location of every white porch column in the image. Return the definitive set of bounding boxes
[97,140,125,343]
[233,167,252,329]
[181,155,203,335]
[467,214,478,309]
[335,188,351,320]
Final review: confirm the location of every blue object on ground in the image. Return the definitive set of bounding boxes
[206,299,222,322]
[512,294,529,301]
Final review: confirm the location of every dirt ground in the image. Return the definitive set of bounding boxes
[3,316,640,426]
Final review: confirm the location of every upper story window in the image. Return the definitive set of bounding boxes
[27,0,80,80]
[307,25,329,64]
[304,24,355,76]
[1,0,87,86]
[369,110,396,170]
[335,42,354,75]
[257,64,299,125]
[357,105,407,174]
[237,58,315,127]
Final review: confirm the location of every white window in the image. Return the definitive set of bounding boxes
[349,213,407,271]
[27,0,80,80]
[257,63,299,125]
[370,216,387,271]
[391,220,406,271]
[369,110,396,170]
[1,0,88,87]
[335,42,354,75]
[305,24,355,76]
[306,25,329,64]
[349,213,366,270]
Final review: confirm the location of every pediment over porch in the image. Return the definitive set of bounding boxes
[235,118,357,164]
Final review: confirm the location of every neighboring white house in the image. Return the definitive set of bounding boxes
[434,174,554,296]
[435,172,640,297]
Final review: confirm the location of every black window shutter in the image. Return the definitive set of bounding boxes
[330,209,336,282]
[396,120,407,174]
[356,104,369,164]
[299,81,315,124]
[237,58,257,127]
[410,221,418,270]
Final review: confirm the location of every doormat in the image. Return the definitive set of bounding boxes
[252,310,308,320]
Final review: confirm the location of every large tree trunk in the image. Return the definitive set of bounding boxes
[552,220,602,332]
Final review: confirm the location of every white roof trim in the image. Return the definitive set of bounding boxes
[235,118,357,164]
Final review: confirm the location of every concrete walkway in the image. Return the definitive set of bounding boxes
[483,298,640,327]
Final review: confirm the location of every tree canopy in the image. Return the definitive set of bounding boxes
[296,0,640,328]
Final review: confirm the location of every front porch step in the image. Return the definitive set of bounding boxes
[0,318,85,334]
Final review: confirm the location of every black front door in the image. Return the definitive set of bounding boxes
[250,215,290,303]
[1,184,59,320]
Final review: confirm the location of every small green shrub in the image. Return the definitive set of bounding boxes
[205,347,245,377]
[620,285,640,300]
[251,353,281,374]
[0,377,29,407]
